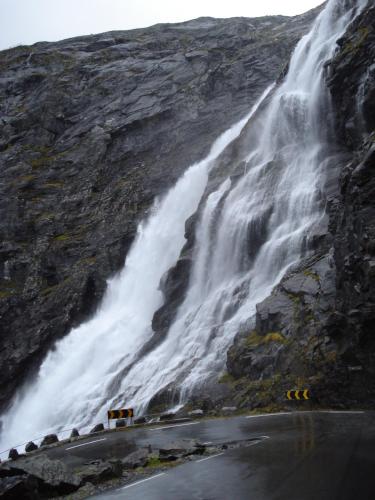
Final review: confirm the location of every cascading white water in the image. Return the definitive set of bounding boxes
[0,91,269,452]
[0,0,368,453]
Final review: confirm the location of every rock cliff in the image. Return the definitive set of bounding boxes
[0,10,321,410]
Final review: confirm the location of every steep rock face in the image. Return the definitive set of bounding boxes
[225,4,375,410]
[0,11,320,410]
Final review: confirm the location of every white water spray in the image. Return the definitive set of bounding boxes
[0,0,368,453]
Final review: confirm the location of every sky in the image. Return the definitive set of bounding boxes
[0,0,323,51]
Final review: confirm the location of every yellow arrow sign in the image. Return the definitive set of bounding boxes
[287,390,292,400]
[303,389,309,400]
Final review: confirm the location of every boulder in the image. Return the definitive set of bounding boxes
[89,424,104,434]
[122,448,150,469]
[70,428,79,438]
[25,442,38,453]
[40,434,58,447]
[159,439,205,461]
[8,449,19,461]
[75,459,122,485]
[2,455,81,495]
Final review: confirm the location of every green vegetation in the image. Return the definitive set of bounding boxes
[79,256,97,266]
[42,181,64,189]
[146,456,163,468]
[19,174,35,183]
[0,280,19,299]
[41,277,71,296]
[245,330,287,348]
[303,269,320,282]
[305,312,315,323]
[218,372,235,384]
[342,26,369,56]
[41,285,59,296]
[54,234,70,242]
[325,351,337,364]
[288,293,301,304]
[37,212,55,221]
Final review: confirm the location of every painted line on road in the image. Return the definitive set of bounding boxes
[197,435,270,463]
[121,473,166,490]
[245,412,290,419]
[150,422,200,431]
[319,410,364,414]
[65,438,107,450]
[197,452,224,463]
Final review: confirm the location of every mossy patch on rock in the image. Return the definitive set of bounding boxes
[245,330,287,347]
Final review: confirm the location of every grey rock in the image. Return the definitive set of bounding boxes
[0,474,39,499]
[2,455,81,494]
[282,274,320,296]
[25,442,38,453]
[8,449,19,461]
[89,423,104,434]
[121,448,150,469]
[70,428,79,438]
[75,459,122,485]
[40,434,58,446]
[159,439,205,460]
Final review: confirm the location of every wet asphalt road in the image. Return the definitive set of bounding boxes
[83,411,375,500]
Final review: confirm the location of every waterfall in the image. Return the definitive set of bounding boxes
[0,90,269,452]
[0,0,367,453]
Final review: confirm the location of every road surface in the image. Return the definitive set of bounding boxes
[75,410,375,500]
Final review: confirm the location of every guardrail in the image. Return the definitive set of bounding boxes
[0,409,184,461]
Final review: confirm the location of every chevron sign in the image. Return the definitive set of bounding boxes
[107,408,134,420]
[286,390,310,400]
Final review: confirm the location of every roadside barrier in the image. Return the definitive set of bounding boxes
[107,408,134,428]
[0,409,184,460]
[286,389,310,400]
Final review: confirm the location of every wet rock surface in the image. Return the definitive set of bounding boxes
[0,9,321,410]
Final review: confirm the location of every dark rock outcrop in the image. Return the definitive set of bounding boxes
[0,9,322,410]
